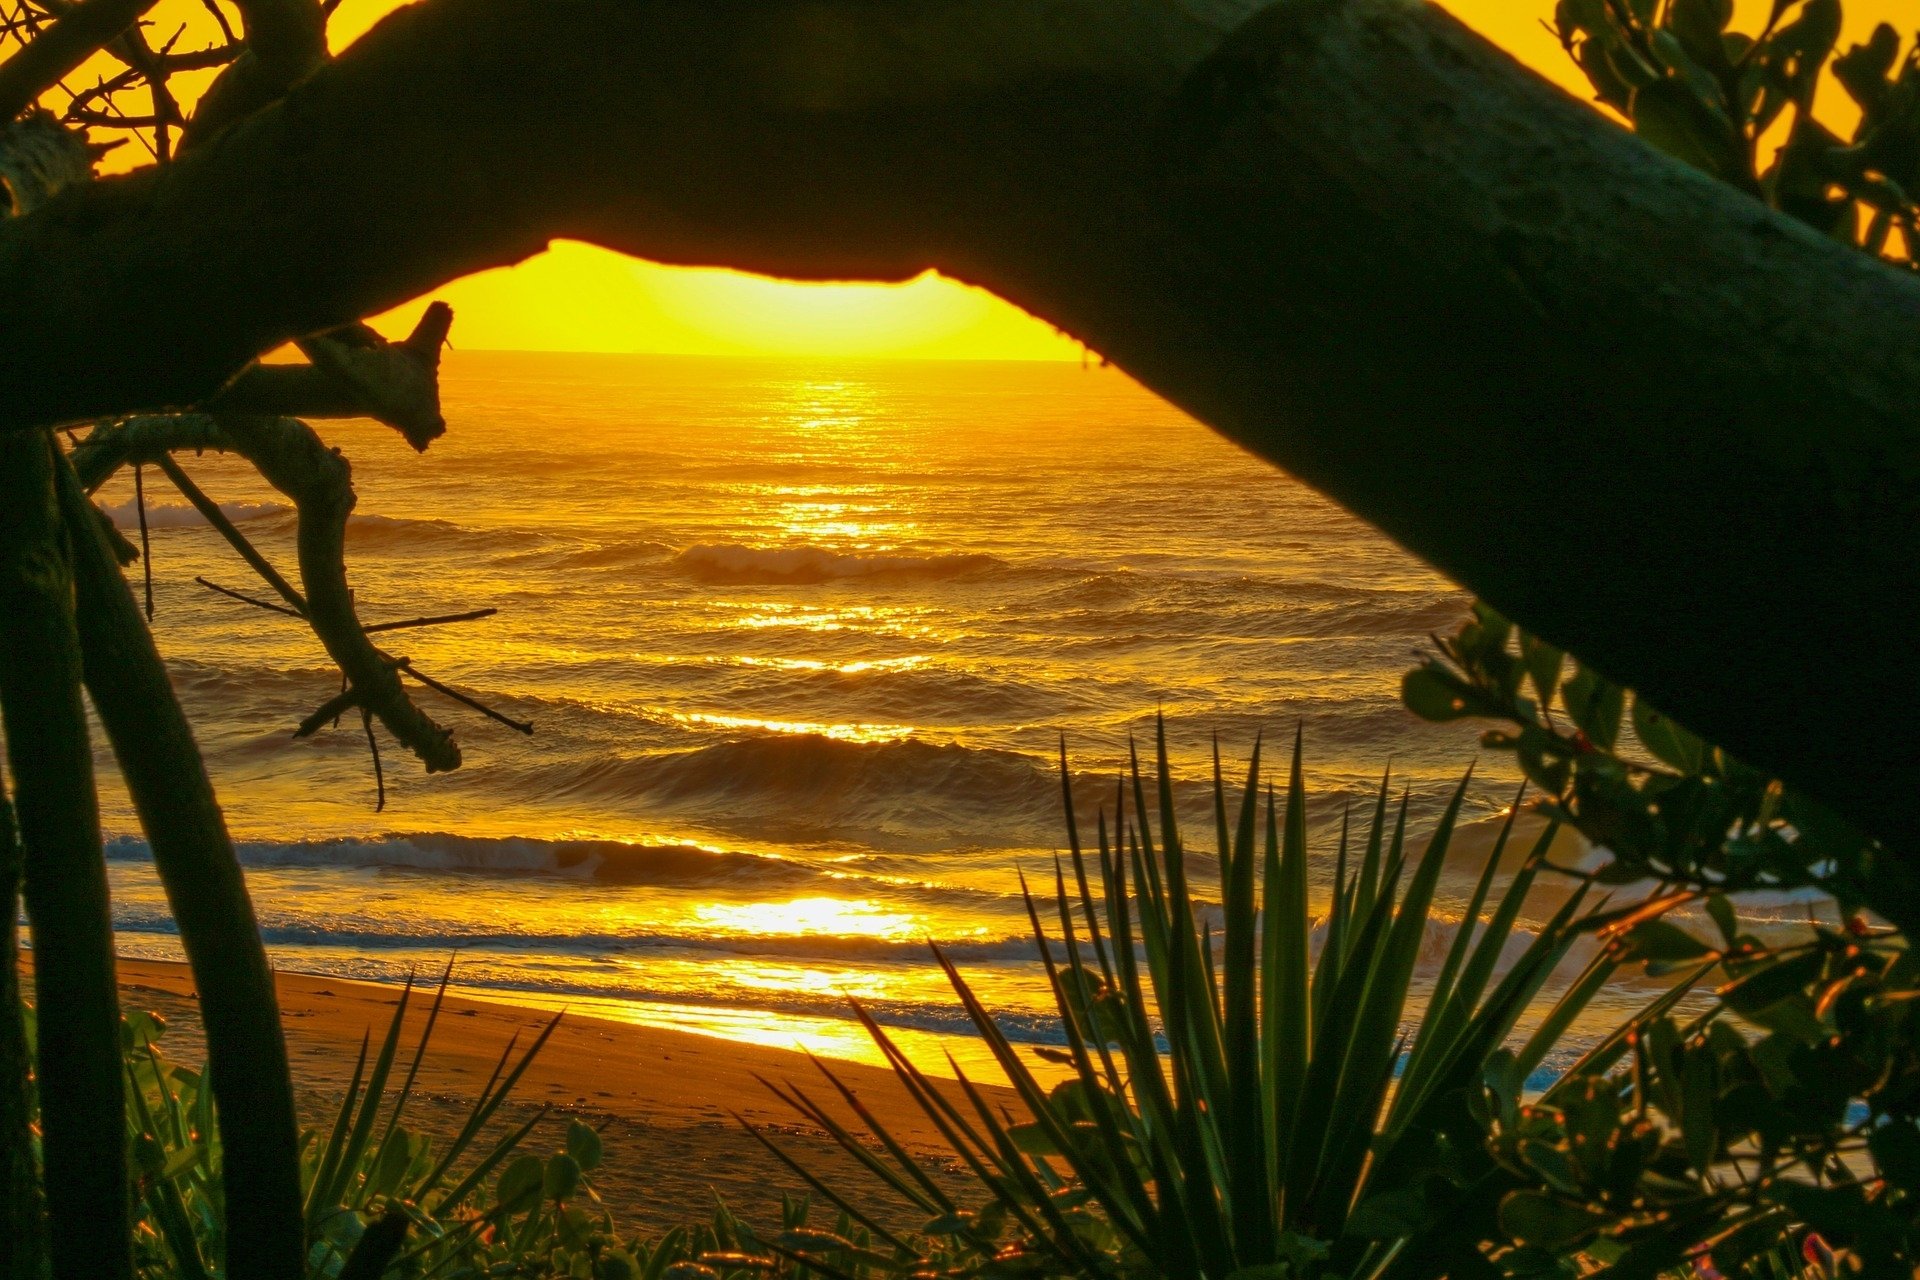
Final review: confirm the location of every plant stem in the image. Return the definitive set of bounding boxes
[0,786,46,1280]
[0,430,129,1280]
[54,452,307,1280]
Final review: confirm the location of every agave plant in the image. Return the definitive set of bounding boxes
[750,722,1658,1280]
[75,962,633,1280]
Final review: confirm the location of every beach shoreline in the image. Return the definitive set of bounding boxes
[105,957,990,1234]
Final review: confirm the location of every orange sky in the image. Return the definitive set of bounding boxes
[102,0,1917,357]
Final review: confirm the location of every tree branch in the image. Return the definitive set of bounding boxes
[0,0,157,121]
[212,303,454,448]
[217,414,461,771]
[54,453,306,1280]
[2,0,1919,847]
[0,431,129,1280]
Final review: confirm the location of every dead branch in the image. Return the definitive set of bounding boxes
[0,0,155,120]
[0,0,1918,846]
[213,303,454,448]
[215,414,461,771]
[180,0,324,146]
[69,413,234,489]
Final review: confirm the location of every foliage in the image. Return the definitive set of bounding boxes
[1402,603,1888,916]
[1407,607,1920,1276]
[1554,0,1920,261]
[22,967,655,1280]
[1413,13,1920,1263]
[752,723,1638,1280]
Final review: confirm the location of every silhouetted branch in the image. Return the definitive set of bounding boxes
[70,414,234,489]
[294,686,357,737]
[364,605,496,633]
[0,787,42,1280]
[0,0,1917,846]
[361,706,385,810]
[213,303,453,448]
[53,453,306,1280]
[218,414,461,771]
[0,431,129,1280]
[195,573,302,618]
[0,0,155,120]
[132,461,151,617]
[179,0,324,146]
[396,657,533,734]
[154,448,306,614]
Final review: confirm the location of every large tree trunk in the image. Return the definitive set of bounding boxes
[0,0,1915,844]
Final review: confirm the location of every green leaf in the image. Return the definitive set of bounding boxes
[1668,0,1734,73]
[1499,1191,1607,1249]
[1631,697,1705,773]
[567,1119,603,1172]
[1704,893,1738,947]
[1402,664,1491,722]
[1833,24,1900,115]
[1561,666,1626,751]
[1630,77,1746,182]
[1617,919,1713,964]
[495,1154,544,1214]
[1679,1048,1719,1173]
[1871,1121,1920,1191]
[1720,951,1823,1018]
[545,1152,583,1202]
[1520,634,1563,707]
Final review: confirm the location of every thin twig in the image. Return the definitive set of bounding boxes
[193,0,232,43]
[395,660,533,735]
[154,452,308,617]
[294,687,358,739]
[363,606,497,634]
[361,708,385,811]
[194,575,302,619]
[132,462,152,620]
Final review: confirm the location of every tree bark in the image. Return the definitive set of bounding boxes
[0,785,46,1280]
[0,0,1916,844]
[55,457,306,1280]
[0,431,130,1280]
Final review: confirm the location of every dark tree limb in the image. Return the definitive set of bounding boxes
[0,430,129,1280]
[218,414,461,770]
[0,0,158,121]
[0,786,45,1280]
[53,453,307,1280]
[179,0,325,146]
[70,414,234,489]
[72,414,468,769]
[1,0,1918,843]
[214,303,455,448]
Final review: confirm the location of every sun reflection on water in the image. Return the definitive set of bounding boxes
[664,710,915,742]
[694,896,921,941]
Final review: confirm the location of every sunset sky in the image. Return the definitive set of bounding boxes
[116,0,1911,358]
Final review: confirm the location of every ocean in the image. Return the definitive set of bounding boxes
[87,351,1646,1078]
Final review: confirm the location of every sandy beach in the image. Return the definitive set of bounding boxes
[110,958,998,1235]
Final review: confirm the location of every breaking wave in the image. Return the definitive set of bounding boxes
[672,543,1004,584]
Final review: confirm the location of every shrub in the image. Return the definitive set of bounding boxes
[754,723,1655,1280]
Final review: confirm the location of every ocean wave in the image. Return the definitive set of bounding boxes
[345,511,547,554]
[101,498,289,529]
[534,735,1062,841]
[106,831,833,888]
[109,899,1041,966]
[673,543,1003,585]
